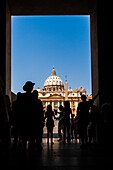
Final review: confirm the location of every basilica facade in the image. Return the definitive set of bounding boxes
[37,67,92,115]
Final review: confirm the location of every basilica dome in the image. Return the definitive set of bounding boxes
[44,67,64,90]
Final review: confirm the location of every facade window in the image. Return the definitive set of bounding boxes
[80,92,82,96]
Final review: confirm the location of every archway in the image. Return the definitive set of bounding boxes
[2,0,99,107]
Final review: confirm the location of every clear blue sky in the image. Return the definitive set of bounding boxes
[11,15,91,95]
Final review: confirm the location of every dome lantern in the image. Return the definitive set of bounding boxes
[51,66,56,76]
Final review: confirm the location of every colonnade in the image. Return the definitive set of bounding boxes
[43,100,78,114]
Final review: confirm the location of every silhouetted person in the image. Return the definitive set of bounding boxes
[57,105,64,141]
[4,94,12,146]
[0,78,9,148]
[77,92,99,148]
[54,109,58,117]
[71,114,78,140]
[63,101,72,143]
[21,81,35,151]
[100,101,113,146]
[77,95,90,147]
[32,90,44,150]
[5,95,12,125]
[12,92,22,146]
[88,101,99,144]
[70,114,74,139]
[45,105,54,145]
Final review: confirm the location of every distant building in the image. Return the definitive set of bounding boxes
[37,67,92,115]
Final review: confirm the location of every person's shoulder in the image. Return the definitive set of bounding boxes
[37,99,42,103]
[86,101,90,106]
[78,102,82,106]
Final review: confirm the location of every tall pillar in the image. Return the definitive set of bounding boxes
[65,76,68,101]
[0,1,11,99]
[97,0,112,104]
[91,4,99,107]
[6,2,11,99]
[0,0,7,94]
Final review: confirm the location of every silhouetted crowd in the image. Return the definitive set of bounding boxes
[12,81,44,153]
[0,80,113,154]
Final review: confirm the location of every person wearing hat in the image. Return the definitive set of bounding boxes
[23,81,35,92]
[21,81,35,151]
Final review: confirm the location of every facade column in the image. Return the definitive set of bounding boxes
[58,101,60,111]
[46,101,48,109]
[52,101,54,111]
[58,101,60,108]
[75,102,78,115]
[70,101,73,114]
[70,101,72,107]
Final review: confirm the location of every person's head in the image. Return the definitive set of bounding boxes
[81,95,87,102]
[23,81,35,93]
[33,90,38,100]
[47,104,52,112]
[59,105,63,111]
[64,101,70,108]
[17,92,22,101]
